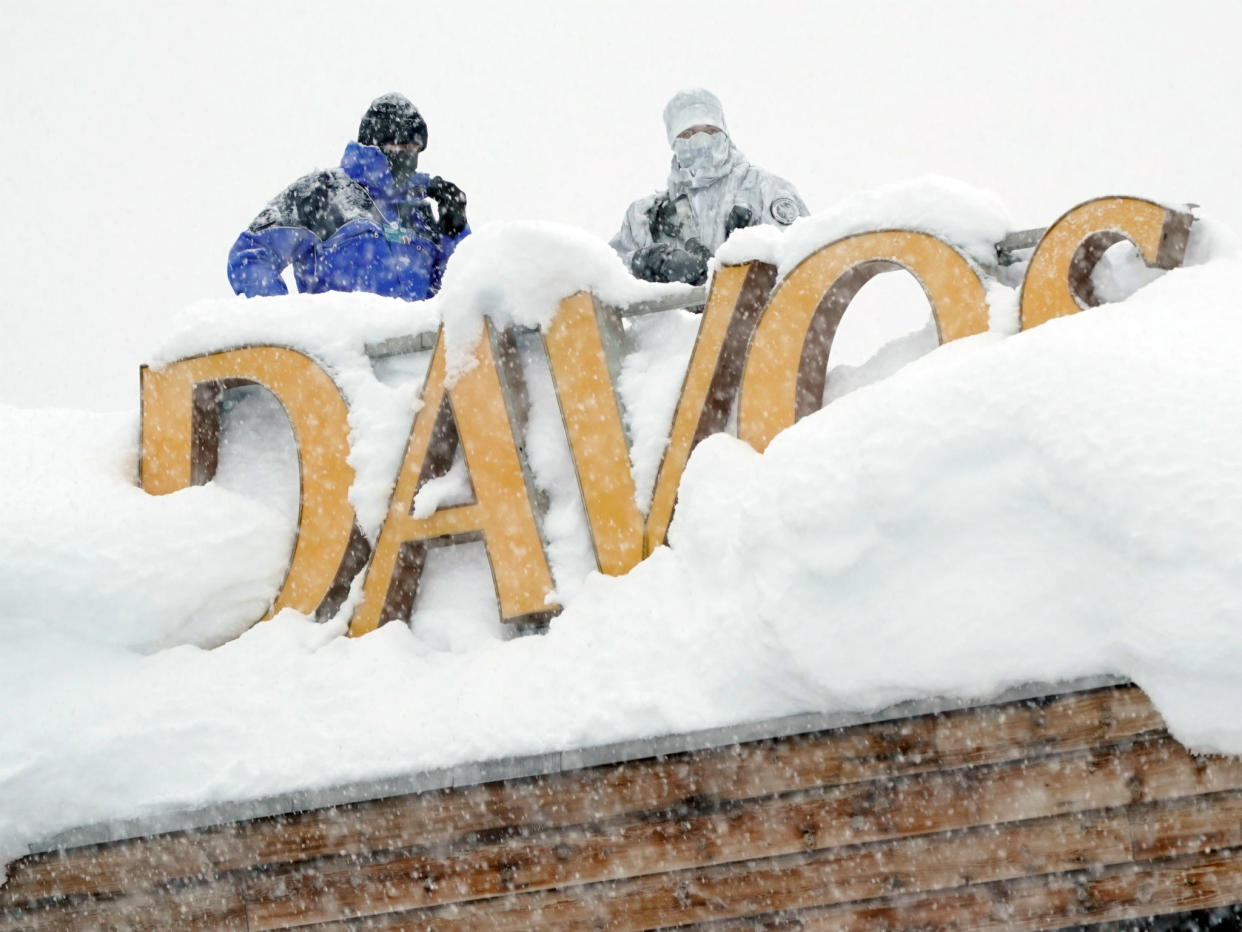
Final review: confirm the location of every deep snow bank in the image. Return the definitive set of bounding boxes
[3,189,1242,872]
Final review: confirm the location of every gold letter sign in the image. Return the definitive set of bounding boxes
[541,292,646,575]
[647,260,777,552]
[1020,196,1193,330]
[348,321,559,637]
[738,231,990,453]
[141,194,1195,642]
[140,346,366,621]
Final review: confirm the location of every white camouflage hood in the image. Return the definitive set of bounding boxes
[663,88,729,145]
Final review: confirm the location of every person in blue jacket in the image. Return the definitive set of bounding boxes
[227,94,468,301]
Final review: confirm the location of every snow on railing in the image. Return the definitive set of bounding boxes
[363,285,710,359]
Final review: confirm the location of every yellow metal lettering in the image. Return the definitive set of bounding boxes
[140,346,362,621]
[349,323,558,636]
[738,231,989,453]
[645,261,777,552]
[1020,197,1193,330]
[542,293,645,575]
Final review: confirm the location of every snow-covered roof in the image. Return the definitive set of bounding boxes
[3,179,1241,875]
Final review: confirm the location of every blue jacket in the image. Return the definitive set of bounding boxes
[227,142,468,301]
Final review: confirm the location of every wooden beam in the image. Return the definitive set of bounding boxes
[1,686,1161,908]
[303,811,1130,932]
[242,736,1242,928]
[7,687,1242,932]
[0,878,247,932]
[694,848,1242,932]
[323,791,1242,931]
[15,785,1242,932]
[1129,789,1242,860]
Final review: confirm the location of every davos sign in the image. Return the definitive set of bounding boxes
[139,196,1193,639]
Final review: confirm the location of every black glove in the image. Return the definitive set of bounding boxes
[630,243,708,286]
[426,176,468,238]
[648,194,682,240]
[724,205,755,239]
[662,247,708,285]
[684,238,712,265]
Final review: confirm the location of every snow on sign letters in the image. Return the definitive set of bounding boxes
[140,195,1193,639]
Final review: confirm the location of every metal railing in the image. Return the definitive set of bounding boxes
[362,230,1050,360]
[362,284,709,359]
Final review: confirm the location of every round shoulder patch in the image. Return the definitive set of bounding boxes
[770,197,799,225]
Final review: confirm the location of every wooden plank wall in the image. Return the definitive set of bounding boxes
[4,684,1242,931]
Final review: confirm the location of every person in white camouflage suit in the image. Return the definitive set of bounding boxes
[610,88,808,286]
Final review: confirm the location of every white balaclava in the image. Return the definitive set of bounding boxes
[664,88,734,187]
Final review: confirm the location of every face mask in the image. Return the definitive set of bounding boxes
[384,148,420,185]
[673,132,730,181]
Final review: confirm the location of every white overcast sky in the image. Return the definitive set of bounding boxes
[2,0,1238,409]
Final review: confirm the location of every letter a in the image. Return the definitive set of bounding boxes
[348,322,559,637]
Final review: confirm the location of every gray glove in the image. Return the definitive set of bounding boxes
[630,243,708,285]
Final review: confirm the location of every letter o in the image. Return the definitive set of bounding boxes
[737,231,989,453]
